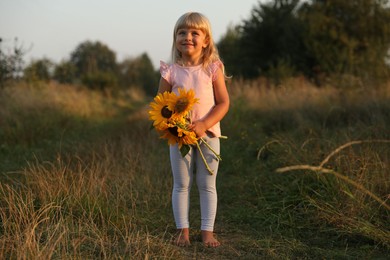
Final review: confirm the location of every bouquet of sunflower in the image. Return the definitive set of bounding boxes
[148,88,221,175]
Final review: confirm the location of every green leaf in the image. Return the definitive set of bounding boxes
[180,145,190,157]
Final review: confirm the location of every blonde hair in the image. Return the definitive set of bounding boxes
[171,12,226,75]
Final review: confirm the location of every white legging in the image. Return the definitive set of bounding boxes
[169,135,220,231]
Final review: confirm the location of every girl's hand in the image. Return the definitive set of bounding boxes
[189,120,207,138]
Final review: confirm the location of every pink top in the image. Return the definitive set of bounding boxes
[160,60,223,137]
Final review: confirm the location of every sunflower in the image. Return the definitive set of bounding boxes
[159,115,197,148]
[168,88,199,118]
[149,88,199,148]
[159,125,198,148]
[149,88,222,174]
[148,91,175,131]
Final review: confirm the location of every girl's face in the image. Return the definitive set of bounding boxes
[175,27,209,62]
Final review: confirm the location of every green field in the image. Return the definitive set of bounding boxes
[0,79,389,259]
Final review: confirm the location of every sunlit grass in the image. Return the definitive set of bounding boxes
[0,79,389,259]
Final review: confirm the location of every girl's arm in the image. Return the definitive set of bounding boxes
[190,67,230,137]
[158,77,172,94]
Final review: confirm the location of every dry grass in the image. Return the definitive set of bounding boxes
[228,77,339,110]
[0,79,389,258]
[0,117,179,259]
[229,77,390,113]
[0,82,180,259]
[225,77,390,250]
[276,140,390,211]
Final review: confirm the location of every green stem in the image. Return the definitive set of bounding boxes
[196,141,214,175]
[199,137,222,161]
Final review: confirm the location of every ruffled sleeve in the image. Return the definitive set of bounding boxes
[209,60,223,81]
[160,61,171,84]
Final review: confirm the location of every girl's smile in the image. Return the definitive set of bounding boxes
[175,28,209,63]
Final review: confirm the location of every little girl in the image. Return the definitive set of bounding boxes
[157,12,229,248]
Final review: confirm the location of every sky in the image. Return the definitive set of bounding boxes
[0,0,263,69]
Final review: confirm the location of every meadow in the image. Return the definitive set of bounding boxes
[0,78,389,259]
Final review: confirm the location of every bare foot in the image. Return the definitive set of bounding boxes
[172,228,191,247]
[201,230,220,248]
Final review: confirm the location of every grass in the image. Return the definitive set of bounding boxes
[0,79,389,259]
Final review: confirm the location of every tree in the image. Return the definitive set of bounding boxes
[237,0,306,80]
[53,60,76,84]
[70,41,118,90]
[24,58,53,82]
[299,0,390,82]
[217,25,242,77]
[0,37,26,86]
[119,53,158,96]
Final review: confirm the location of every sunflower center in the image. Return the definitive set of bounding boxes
[168,126,179,137]
[161,106,172,118]
[175,98,189,113]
